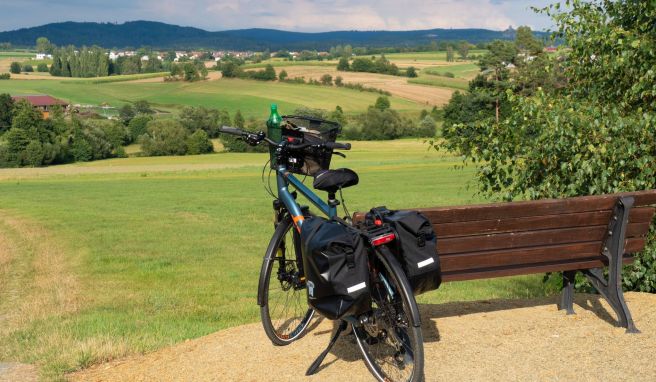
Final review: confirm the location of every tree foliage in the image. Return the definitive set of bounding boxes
[439,1,656,292]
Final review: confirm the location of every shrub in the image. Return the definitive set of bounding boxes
[320,74,333,86]
[415,116,437,137]
[37,63,48,72]
[334,76,343,86]
[23,140,44,167]
[9,62,21,74]
[128,114,153,141]
[0,73,10,80]
[186,130,214,155]
[278,69,288,81]
[406,66,418,78]
[140,120,188,156]
[22,64,34,73]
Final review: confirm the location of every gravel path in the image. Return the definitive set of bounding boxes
[70,292,656,381]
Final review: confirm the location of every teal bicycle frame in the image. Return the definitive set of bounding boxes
[276,164,337,229]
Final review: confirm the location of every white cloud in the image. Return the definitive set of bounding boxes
[1,0,559,32]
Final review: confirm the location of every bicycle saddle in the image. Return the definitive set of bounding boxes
[313,168,359,193]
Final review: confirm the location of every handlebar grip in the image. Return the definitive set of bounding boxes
[219,126,246,136]
[326,142,351,150]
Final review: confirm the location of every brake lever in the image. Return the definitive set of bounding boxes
[334,152,346,158]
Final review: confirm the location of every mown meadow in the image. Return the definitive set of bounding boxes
[0,140,550,380]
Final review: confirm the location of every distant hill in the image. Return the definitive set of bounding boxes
[0,21,537,51]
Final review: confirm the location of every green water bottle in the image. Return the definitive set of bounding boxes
[266,104,282,164]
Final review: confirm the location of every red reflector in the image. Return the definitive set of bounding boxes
[374,219,382,226]
[371,233,395,246]
[287,137,295,142]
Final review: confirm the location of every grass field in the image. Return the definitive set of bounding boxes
[0,77,424,117]
[0,140,550,380]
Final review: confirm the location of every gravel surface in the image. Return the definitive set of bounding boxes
[69,292,656,382]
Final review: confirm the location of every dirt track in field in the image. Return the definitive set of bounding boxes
[270,66,454,106]
[70,292,656,382]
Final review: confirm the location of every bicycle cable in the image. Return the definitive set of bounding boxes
[261,159,277,200]
[338,187,351,221]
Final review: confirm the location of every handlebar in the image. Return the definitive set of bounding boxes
[219,125,351,151]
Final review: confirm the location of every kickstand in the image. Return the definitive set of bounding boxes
[306,320,348,376]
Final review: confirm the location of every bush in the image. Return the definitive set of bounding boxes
[9,62,21,74]
[358,107,412,140]
[0,73,9,80]
[22,64,34,73]
[406,66,418,78]
[415,116,437,137]
[278,70,288,81]
[186,130,213,155]
[334,76,343,86]
[128,114,152,141]
[140,120,189,156]
[320,74,333,86]
[23,140,44,166]
[37,63,48,72]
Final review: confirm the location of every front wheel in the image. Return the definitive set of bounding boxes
[353,246,424,382]
[259,214,314,346]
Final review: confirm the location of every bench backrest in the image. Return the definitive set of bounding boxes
[356,190,656,282]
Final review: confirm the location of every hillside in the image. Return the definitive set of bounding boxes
[0,21,531,50]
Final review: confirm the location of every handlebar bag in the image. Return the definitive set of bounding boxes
[300,216,370,320]
[372,207,442,295]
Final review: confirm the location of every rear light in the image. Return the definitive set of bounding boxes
[371,233,395,246]
[374,219,383,226]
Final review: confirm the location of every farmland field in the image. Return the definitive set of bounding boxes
[0,77,425,117]
[0,140,549,380]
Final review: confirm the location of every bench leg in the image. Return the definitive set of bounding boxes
[557,270,577,315]
[584,196,639,334]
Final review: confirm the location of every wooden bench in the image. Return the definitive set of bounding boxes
[354,190,656,333]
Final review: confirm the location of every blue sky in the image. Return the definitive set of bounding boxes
[1,0,561,32]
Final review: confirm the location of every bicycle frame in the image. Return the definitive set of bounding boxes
[275,164,337,228]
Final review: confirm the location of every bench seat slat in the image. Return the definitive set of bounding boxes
[417,190,656,224]
[438,222,648,255]
[434,207,654,239]
[441,255,636,282]
[440,238,645,273]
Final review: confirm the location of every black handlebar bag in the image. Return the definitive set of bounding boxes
[300,217,370,320]
[372,208,442,295]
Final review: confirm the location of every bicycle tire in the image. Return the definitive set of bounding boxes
[259,214,314,346]
[354,246,424,382]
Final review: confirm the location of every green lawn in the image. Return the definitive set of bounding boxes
[1,77,423,117]
[0,140,549,380]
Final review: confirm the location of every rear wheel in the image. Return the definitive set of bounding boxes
[353,247,424,382]
[259,215,314,346]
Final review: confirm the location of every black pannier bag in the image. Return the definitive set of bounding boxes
[300,217,371,320]
[371,207,442,295]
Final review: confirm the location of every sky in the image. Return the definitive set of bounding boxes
[0,0,561,32]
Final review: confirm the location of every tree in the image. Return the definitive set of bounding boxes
[133,100,154,115]
[334,76,343,86]
[233,110,245,128]
[118,104,135,125]
[262,64,276,81]
[320,74,333,86]
[35,37,53,54]
[22,64,33,72]
[515,26,543,56]
[10,62,21,74]
[178,106,220,137]
[140,120,188,156]
[457,41,470,59]
[0,93,14,133]
[186,130,213,155]
[416,116,437,137]
[220,61,241,78]
[278,69,288,81]
[446,46,455,62]
[128,114,152,141]
[36,63,48,72]
[406,66,418,78]
[337,57,350,71]
[374,96,391,111]
[439,0,656,292]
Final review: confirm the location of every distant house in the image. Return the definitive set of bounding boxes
[35,53,53,60]
[11,94,68,119]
